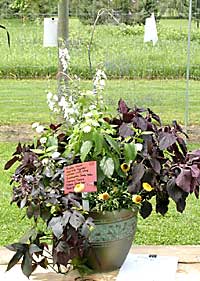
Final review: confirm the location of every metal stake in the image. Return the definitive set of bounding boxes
[185,0,192,131]
[57,0,69,96]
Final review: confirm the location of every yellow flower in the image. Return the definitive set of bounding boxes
[89,225,95,232]
[142,182,154,192]
[74,183,85,193]
[113,186,118,193]
[132,194,142,204]
[98,192,110,201]
[121,163,130,173]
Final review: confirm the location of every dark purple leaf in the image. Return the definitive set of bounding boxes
[158,132,177,150]
[132,162,145,181]
[122,112,135,123]
[172,120,188,138]
[147,108,161,125]
[133,116,148,131]
[39,258,48,269]
[4,156,19,170]
[109,117,122,126]
[134,106,147,113]
[68,194,81,208]
[139,201,152,219]
[175,168,192,193]
[21,250,33,278]
[39,207,51,221]
[69,211,85,230]
[50,123,61,130]
[6,251,24,272]
[166,178,187,203]
[81,217,94,237]
[48,217,63,239]
[31,263,38,273]
[142,168,157,186]
[118,99,129,114]
[128,181,141,194]
[62,210,71,226]
[29,244,42,255]
[177,137,187,156]
[54,250,70,266]
[6,243,27,253]
[119,123,134,138]
[56,241,69,254]
[171,143,185,162]
[61,197,69,207]
[13,143,22,155]
[176,196,187,213]
[149,158,161,173]
[194,186,199,199]
[156,193,169,216]
[191,165,200,178]
[20,197,27,209]
[188,149,200,159]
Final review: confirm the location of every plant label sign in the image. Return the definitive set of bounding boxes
[64,161,97,194]
[43,17,58,47]
[117,254,178,281]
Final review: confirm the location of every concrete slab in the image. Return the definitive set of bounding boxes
[0,246,200,280]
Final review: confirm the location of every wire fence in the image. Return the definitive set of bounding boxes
[0,10,200,143]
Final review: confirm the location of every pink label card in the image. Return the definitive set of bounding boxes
[64,161,97,194]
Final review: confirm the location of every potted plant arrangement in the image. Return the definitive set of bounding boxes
[4,66,200,278]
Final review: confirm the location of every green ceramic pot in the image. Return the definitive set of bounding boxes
[86,208,138,272]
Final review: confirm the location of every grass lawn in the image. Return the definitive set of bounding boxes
[1,141,200,246]
[1,18,200,79]
[0,142,31,246]
[1,78,200,126]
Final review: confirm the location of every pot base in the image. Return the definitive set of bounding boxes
[86,209,138,272]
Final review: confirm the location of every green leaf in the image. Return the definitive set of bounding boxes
[46,135,58,147]
[80,141,93,162]
[19,228,38,244]
[104,134,120,155]
[124,143,137,164]
[97,164,105,184]
[100,157,114,178]
[30,149,44,155]
[93,131,104,156]
[112,154,124,177]
[46,145,58,153]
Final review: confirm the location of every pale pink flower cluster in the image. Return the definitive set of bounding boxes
[93,69,107,93]
[59,47,70,72]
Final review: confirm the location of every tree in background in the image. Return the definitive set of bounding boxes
[6,0,57,19]
[74,0,162,25]
[1,0,200,26]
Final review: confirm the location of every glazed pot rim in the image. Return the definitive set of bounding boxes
[88,208,138,222]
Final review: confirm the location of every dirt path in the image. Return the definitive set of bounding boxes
[0,124,199,144]
[0,125,34,142]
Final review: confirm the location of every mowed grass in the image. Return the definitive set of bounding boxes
[1,141,200,246]
[1,78,200,126]
[0,142,31,246]
[0,18,200,79]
